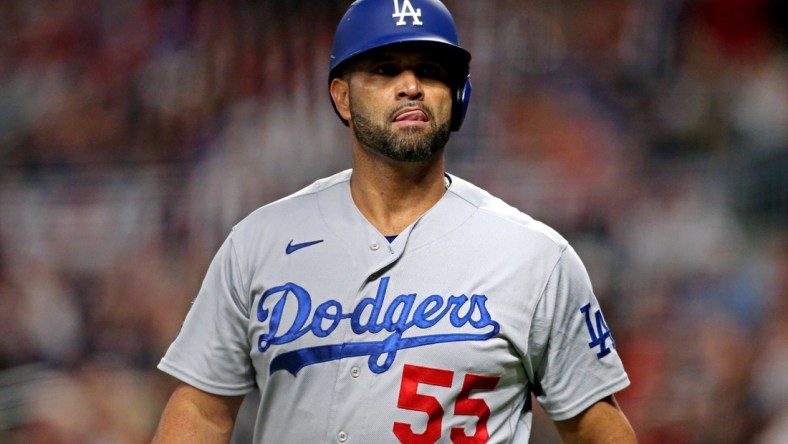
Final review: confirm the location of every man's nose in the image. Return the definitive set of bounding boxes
[395,70,424,100]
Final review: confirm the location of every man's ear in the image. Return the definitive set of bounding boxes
[330,77,351,123]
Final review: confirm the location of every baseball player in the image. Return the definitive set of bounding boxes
[153,0,636,443]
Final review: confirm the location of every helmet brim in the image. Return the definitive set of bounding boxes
[329,39,471,82]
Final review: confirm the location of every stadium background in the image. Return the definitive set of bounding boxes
[0,0,786,442]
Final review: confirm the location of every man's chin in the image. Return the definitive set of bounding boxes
[381,142,444,163]
[352,113,450,163]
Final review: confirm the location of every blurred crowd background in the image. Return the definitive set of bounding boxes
[0,0,786,443]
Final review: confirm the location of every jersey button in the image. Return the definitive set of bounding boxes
[370,242,380,251]
[337,431,348,442]
[350,366,361,378]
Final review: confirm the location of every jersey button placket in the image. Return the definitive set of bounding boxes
[337,430,348,442]
[350,366,361,378]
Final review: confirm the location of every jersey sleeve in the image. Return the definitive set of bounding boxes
[158,231,256,396]
[527,244,630,421]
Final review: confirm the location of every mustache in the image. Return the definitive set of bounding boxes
[388,101,435,122]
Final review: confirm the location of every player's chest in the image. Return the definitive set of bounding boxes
[245,244,539,378]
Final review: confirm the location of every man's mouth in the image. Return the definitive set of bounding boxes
[392,107,429,125]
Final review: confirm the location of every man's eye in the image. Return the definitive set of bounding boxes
[373,64,399,76]
[417,65,446,80]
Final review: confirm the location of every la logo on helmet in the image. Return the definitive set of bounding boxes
[392,0,423,26]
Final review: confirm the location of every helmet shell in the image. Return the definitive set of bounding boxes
[329,0,472,131]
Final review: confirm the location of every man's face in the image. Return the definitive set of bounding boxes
[343,47,454,163]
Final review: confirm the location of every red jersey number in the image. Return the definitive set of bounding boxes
[393,364,501,444]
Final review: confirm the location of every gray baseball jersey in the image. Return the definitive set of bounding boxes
[158,169,630,443]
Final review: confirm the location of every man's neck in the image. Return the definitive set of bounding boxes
[349,148,447,237]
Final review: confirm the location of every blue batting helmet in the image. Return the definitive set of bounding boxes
[329,0,472,131]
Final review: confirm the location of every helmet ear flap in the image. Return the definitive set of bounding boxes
[451,74,471,131]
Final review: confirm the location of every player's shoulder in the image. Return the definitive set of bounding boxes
[231,169,351,235]
[447,173,569,251]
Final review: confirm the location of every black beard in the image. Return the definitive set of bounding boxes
[350,100,451,163]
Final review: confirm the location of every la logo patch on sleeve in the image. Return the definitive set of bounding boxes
[580,303,616,359]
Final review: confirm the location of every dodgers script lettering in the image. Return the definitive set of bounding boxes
[257,277,499,375]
